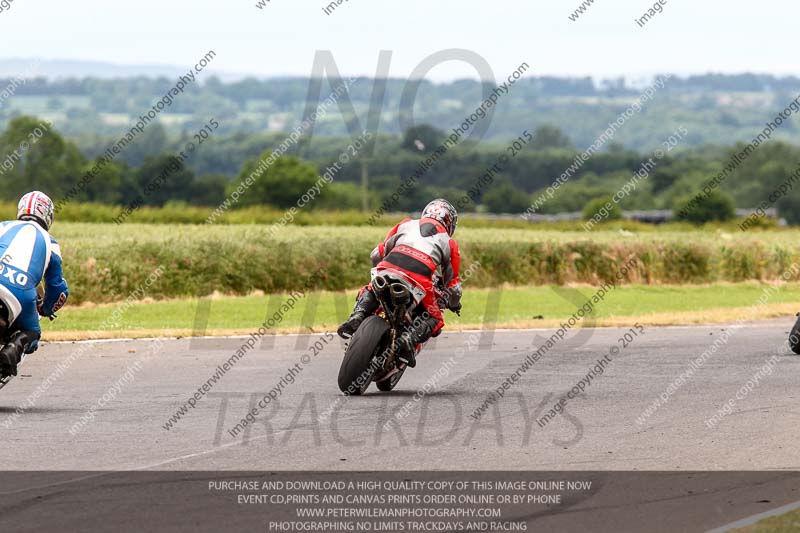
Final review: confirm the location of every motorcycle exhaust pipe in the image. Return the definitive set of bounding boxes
[390,283,410,307]
[373,275,388,293]
[373,275,391,308]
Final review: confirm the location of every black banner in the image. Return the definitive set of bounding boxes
[0,471,797,532]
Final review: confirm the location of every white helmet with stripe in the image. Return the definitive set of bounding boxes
[17,191,55,230]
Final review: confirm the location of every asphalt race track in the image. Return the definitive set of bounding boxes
[1,321,800,471]
[1,321,800,531]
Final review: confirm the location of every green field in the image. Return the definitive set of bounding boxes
[47,221,800,305]
[730,507,800,532]
[45,282,800,339]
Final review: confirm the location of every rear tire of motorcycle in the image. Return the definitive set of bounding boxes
[338,316,390,395]
[789,314,800,355]
[376,367,405,392]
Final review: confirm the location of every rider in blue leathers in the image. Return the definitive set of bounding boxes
[0,191,68,377]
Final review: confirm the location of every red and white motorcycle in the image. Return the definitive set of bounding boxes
[337,269,450,395]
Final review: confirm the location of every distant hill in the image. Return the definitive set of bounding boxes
[0,58,250,81]
[1,66,800,151]
[0,58,186,79]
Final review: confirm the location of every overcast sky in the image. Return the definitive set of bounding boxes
[0,0,794,81]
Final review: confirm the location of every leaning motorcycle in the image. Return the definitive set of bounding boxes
[337,269,447,395]
[0,299,19,392]
[789,313,800,354]
[0,288,52,392]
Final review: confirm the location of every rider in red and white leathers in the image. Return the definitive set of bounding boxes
[337,199,462,367]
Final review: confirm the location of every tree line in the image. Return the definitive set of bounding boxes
[4,73,800,151]
[2,115,800,224]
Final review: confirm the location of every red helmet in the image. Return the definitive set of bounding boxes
[421,199,458,236]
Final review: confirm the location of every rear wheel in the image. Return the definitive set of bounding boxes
[789,314,800,354]
[338,316,390,395]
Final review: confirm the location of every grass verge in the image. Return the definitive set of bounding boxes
[42,282,800,341]
[53,222,800,304]
[730,507,800,532]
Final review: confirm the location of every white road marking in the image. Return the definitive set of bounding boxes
[706,498,800,533]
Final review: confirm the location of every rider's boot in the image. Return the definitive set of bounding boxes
[396,315,439,368]
[337,289,379,339]
[0,330,38,377]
